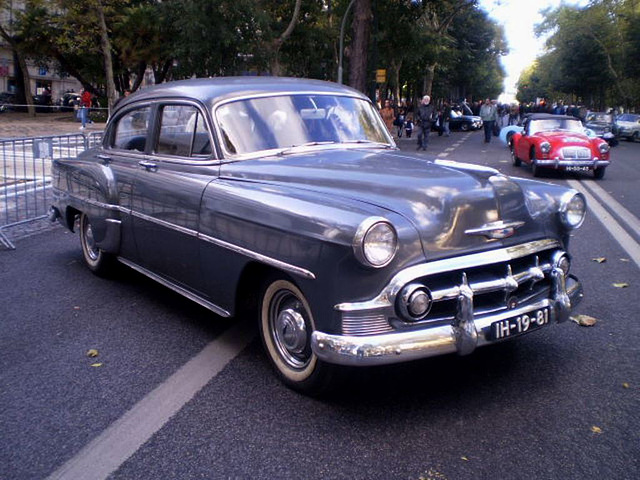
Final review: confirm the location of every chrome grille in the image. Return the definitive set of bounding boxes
[561,147,591,160]
[396,248,561,327]
[342,311,393,336]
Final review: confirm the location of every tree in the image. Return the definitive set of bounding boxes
[349,0,372,93]
[0,0,35,115]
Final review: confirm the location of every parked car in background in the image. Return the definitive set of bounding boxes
[57,92,81,112]
[0,91,17,112]
[50,78,585,394]
[447,108,483,131]
[584,111,618,146]
[615,113,640,142]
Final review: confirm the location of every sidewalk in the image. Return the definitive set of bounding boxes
[0,111,106,139]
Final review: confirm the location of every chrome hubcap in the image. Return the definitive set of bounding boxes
[270,290,311,369]
[83,219,99,261]
[276,308,307,354]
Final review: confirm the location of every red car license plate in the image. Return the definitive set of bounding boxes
[565,166,590,172]
[489,307,550,340]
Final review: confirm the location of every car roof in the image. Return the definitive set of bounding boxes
[116,77,368,113]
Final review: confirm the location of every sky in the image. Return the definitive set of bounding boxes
[478,0,590,101]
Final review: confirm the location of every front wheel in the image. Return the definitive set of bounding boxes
[79,213,115,276]
[594,167,606,179]
[530,148,541,177]
[510,141,521,166]
[259,277,338,395]
[460,123,469,131]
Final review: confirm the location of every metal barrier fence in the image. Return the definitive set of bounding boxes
[0,132,103,249]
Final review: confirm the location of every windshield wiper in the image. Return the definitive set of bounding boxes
[342,140,394,149]
[278,141,337,156]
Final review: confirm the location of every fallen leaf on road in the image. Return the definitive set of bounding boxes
[591,257,606,263]
[86,349,99,357]
[90,363,102,367]
[591,426,603,434]
[571,314,597,327]
[613,283,629,288]
[620,258,630,263]
[461,456,469,461]
[622,383,629,389]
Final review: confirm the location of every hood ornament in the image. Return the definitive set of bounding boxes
[465,220,525,240]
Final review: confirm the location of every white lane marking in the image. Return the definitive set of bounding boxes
[567,179,640,269]
[439,152,450,157]
[579,180,640,236]
[47,320,255,480]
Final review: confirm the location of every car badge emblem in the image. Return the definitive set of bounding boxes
[465,220,525,240]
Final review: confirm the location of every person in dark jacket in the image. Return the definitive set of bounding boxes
[416,95,435,151]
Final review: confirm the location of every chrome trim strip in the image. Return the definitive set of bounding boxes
[66,196,316,280]
[117,257,231,317]
[130,210,198,238]
[335,238,560,312]
[313,276,582,366]
[465,220,525,239]
[199,233,316,280]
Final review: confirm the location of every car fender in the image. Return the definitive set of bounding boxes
[52,153,123,253]
[198,178,423,324]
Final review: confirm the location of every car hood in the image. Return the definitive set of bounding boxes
[535,131,593,146]
[220,149,544,257]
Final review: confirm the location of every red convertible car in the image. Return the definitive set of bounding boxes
[510,114,611,179]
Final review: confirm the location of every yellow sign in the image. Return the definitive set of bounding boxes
[375,69,386,83]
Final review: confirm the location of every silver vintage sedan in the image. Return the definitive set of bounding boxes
[50,78,585,394]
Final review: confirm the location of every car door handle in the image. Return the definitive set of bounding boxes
[97,154,111,165]
[138,160,158,172]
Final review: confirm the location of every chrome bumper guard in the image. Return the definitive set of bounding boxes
[311,272,582,367]
[536,158,610,169]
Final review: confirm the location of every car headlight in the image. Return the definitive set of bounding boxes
[558,191,586,230]
[540,141,551,154]
[599,142,610,153]
[353,217,398,268]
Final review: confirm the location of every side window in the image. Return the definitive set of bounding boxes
[112,107,151,151]
[156,105,212,157]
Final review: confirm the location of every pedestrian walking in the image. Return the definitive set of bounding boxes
[442,101,451,137]
[380,99,395,135]
[416,95,435,151]
[79,88,92,130]
[479,98,497,143]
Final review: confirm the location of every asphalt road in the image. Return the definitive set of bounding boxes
[1,129,638,480]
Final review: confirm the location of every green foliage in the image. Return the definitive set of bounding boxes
[4,0,507,104]
[518,0,640,109]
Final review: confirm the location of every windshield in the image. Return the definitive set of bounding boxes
[586,113,613,123]
[214,94,392,157]
[529,118,585,135]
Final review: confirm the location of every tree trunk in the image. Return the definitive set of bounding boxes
[422,63,436,97]
[96,1,118,110]
[0,24,34,116]
[349,0,372,94]
[269,0,302,76]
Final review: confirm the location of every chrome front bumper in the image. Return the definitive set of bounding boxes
[536,158,610,169]
[311,273,582,367]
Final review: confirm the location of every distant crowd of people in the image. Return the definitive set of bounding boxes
[377,95,630,150]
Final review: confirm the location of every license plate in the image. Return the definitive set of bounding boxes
[489,307,550,340]
[565,166,590,172]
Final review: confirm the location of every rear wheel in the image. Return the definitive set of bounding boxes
[633,132,639,143]
[259,277,338,395]
[460,123,469,132]
[79,213,115,276]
